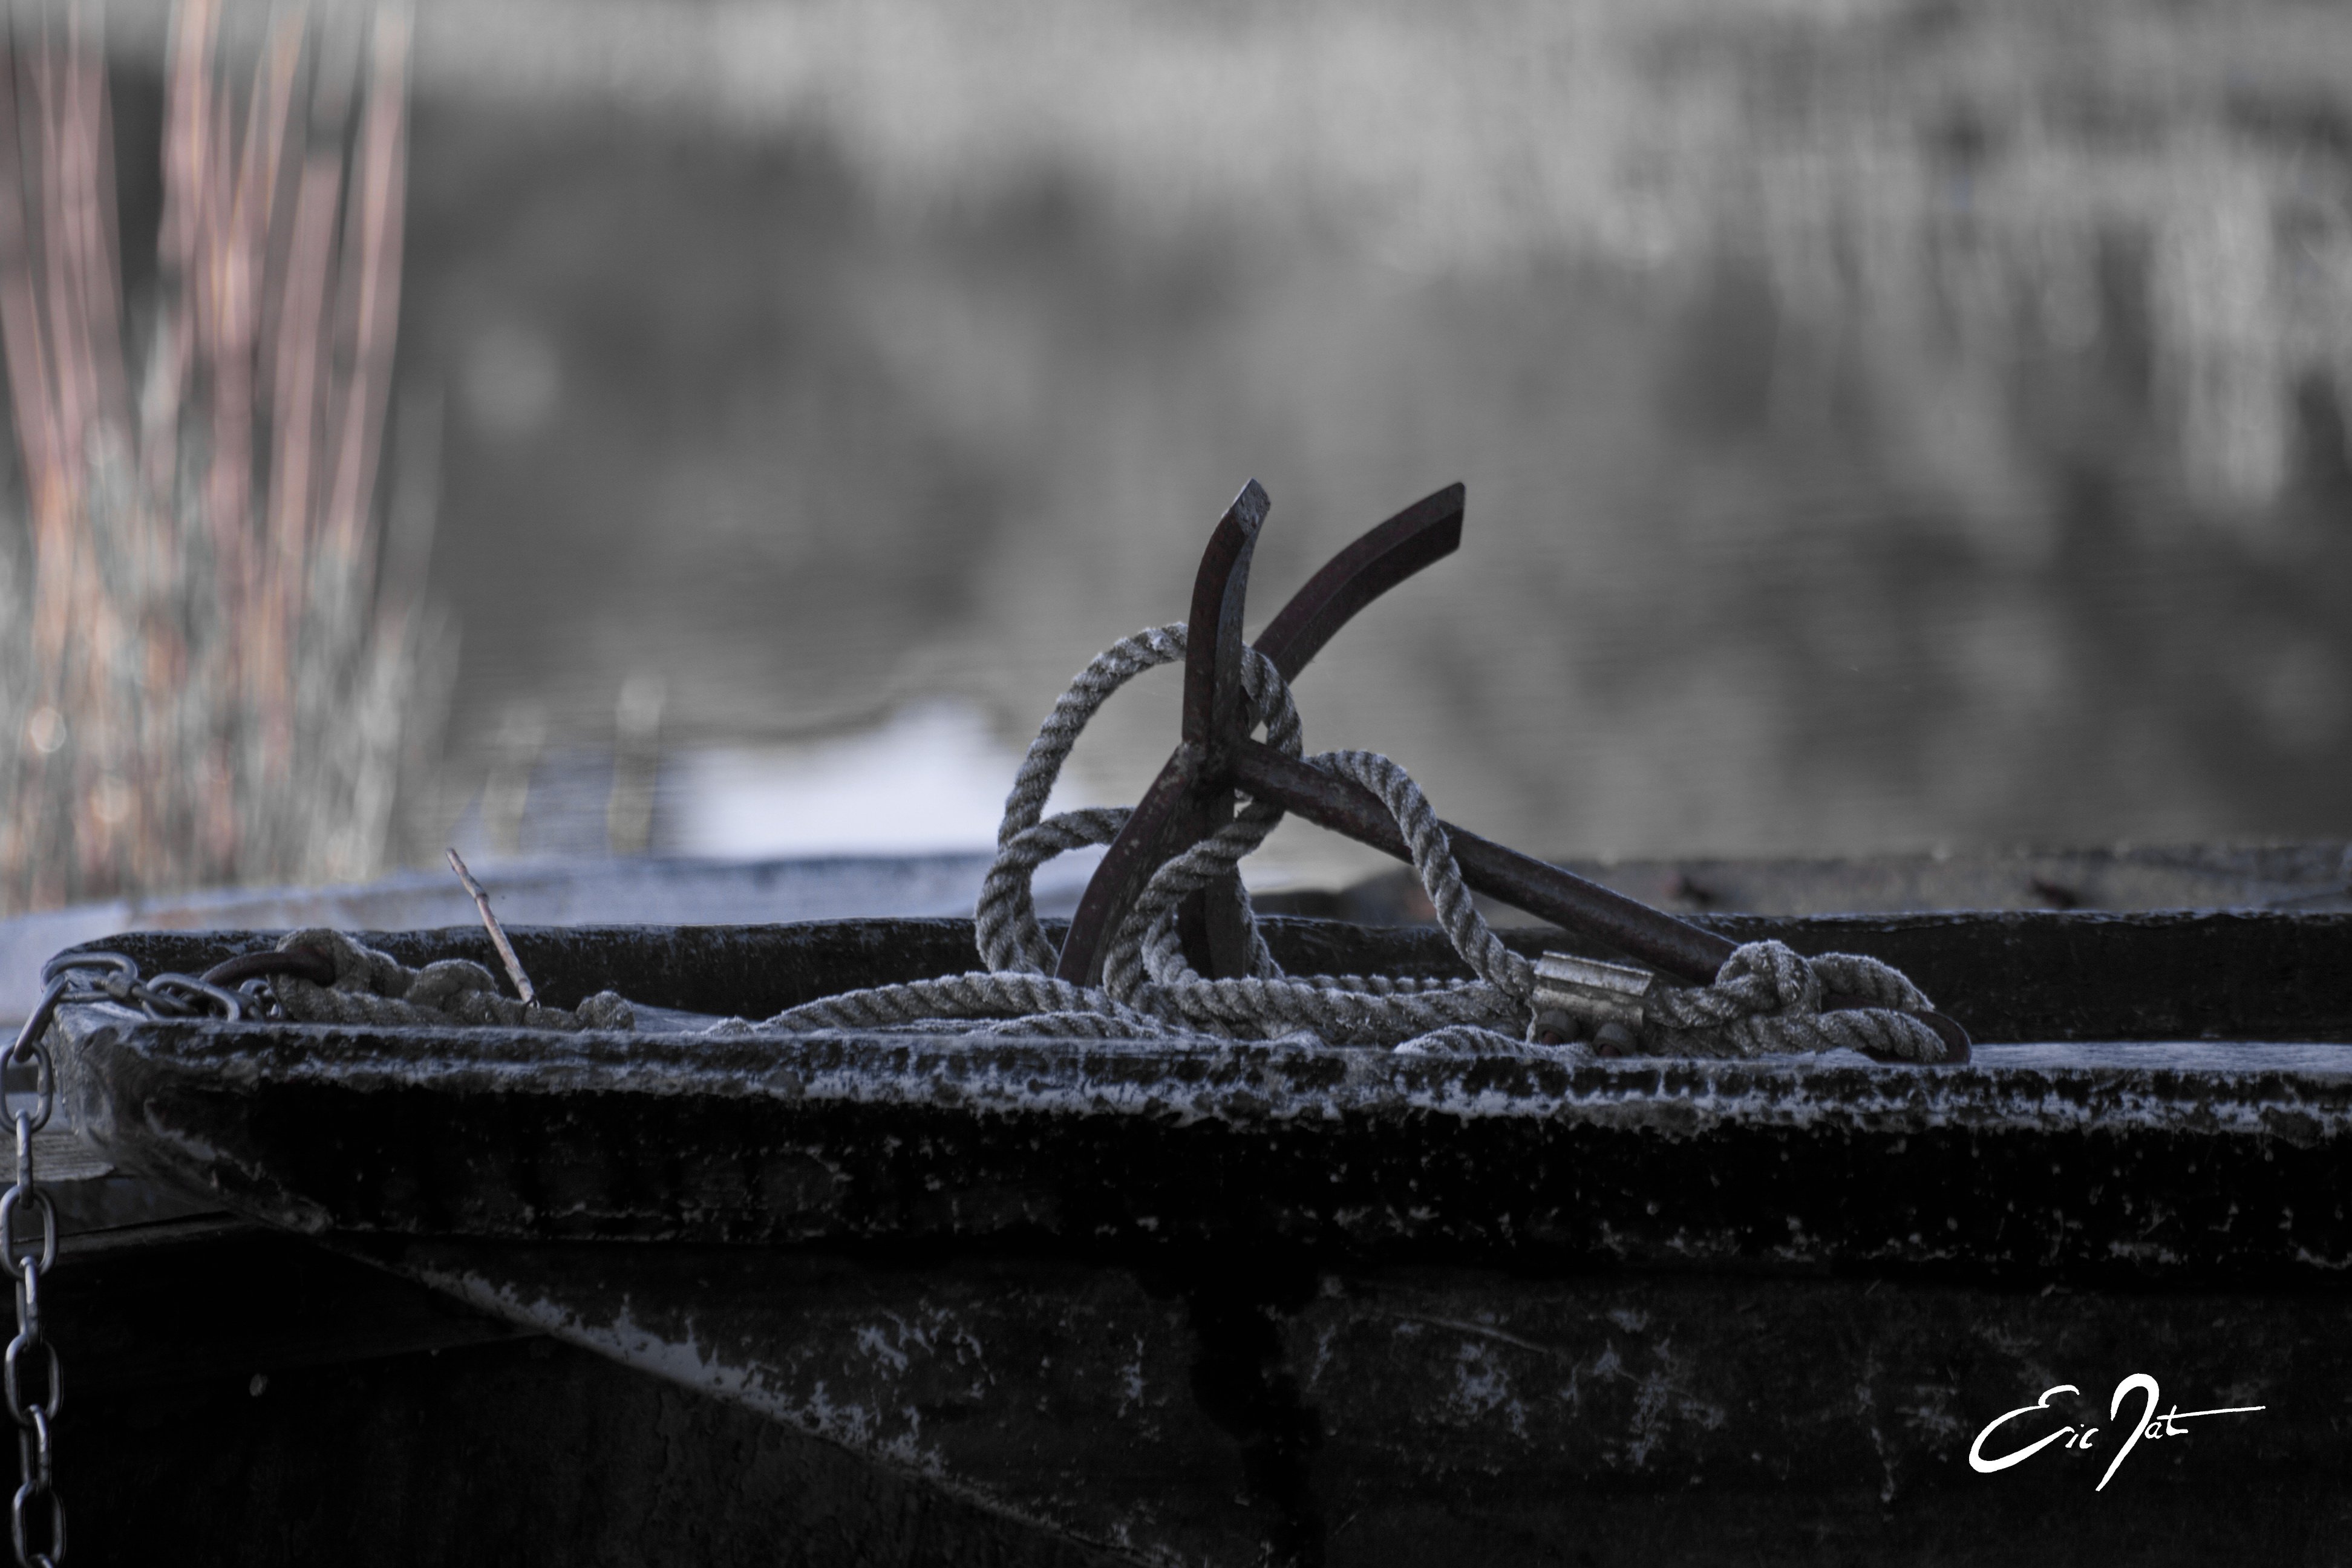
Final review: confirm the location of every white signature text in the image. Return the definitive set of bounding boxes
[1968,1376,2263,1492]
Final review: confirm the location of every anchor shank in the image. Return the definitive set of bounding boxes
[1229,742,1974,1054]
[1054,746,1205,986]
[1229,741,1737,983]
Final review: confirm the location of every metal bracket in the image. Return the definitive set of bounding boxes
[1530,952,1655,1053]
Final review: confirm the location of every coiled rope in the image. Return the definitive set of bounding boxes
[269,622,1951,1062]
[791,622,1952,1059]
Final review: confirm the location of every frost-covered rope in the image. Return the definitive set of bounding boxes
[272,621,1954,1062]
[782,621,1950,1060]
[1646,942,1949,1062]
[269,927,636,1031]
[953,624,1532,1048]
[1099,750,1530,1044]
[974,623,1299,977]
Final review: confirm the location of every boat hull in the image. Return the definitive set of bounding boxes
[44,912,2352,1563]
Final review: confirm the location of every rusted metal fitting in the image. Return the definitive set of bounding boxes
[1532,952,1653,1029]
[1530,952,1654,1053]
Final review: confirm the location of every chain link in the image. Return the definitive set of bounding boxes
[3,951,247,1566]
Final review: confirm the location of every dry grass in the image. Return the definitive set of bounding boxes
[0,0,430,914]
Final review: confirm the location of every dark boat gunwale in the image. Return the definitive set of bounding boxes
[51,907,2352,1042]
[44,910,2352,1286]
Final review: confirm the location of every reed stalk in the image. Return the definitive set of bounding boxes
[0,0,429,914]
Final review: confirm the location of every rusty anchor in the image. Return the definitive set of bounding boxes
[1054,480,1971,1063]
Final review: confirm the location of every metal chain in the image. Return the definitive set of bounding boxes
[2,952,245,1567]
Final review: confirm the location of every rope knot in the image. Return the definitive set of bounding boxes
[1647,939,1949,1062]
[269,928,635,1032]
[1711,941,1823,1017]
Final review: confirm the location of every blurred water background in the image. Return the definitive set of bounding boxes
[3,0,2350,914]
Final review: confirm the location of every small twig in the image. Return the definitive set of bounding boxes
[446,848,537,1005]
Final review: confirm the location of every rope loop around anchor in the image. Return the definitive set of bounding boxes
[1102,748,1534,1044]
[976,622,1304,979]
[960,624,1537,1050]
[951,621,1950,1060]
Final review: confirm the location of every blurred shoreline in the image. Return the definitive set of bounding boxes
[8,0,2350,904]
